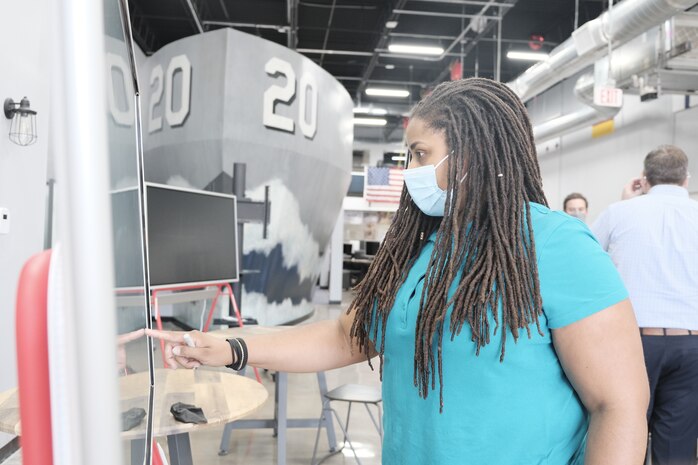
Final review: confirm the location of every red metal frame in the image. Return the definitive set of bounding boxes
[15,250,54,465]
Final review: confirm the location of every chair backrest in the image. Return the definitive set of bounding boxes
[15,250,53,465]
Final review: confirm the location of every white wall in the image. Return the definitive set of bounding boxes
[0,0,50,447]
[529,81,698,223]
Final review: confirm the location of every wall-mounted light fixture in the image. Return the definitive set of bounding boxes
[4,97,37,146]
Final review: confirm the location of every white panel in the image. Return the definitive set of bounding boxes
[0,1,50,451]
[53,0,122,462]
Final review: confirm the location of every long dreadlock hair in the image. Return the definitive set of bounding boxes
[348,78,548,411]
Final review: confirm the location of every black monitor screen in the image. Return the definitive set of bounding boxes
[111,188,145,289]
[146,184,239,288]
[347,173,364,197]
[366,241,380,256]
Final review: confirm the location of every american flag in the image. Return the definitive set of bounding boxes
[364,166,404,203]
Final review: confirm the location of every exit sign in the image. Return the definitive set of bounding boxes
[594,86,623,108]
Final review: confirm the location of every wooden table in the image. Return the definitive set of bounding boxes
[0,387,19,437]
[0,447,21,465]
[0,368,268,465]
[210,326,338,465]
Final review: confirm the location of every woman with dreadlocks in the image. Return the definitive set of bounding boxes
[148,78,649,464]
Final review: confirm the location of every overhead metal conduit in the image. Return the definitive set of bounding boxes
[509,0,698,143]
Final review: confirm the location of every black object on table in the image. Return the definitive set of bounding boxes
[170,402,207,424]
[121,407,147,432]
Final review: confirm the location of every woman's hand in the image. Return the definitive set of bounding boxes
[145,329,233,369]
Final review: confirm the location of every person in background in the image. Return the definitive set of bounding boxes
[592,144,698,465]
[563,192,589,222]
[148,78,649,465]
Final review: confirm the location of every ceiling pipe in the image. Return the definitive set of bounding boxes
[287,0,299,49]
[218,0,230,19]
[356,0,409,100]
[508,0,698,102]
[319,0,338,65]
[392,9,499,20]
[531,7,698,143]
[337,76,428,87]
[407,0,514,6]
[184,0,204,33]
[390,32,557,46]
[203,21,287,31]
[384,0,503,64]
[356,0,506,99]
[429,0,517,85]
[299,1,377,9]
[298,47,484,59]
[298,48,374,56]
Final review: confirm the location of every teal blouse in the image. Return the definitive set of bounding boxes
[375,203,628,465]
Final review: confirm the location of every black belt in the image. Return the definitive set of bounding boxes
[640,327,697,336]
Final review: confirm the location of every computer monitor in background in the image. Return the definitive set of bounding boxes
[343,243,353,255]
[145,183,239,289]
[365,241,380,256]
[347,173,365,197]
[111,187,145,290]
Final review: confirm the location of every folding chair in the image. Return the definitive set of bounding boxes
[311,383,382,465]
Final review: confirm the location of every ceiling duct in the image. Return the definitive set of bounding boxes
[508,0,698,103]
[533,11,698,143]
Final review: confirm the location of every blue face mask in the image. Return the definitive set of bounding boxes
[403,155,450,216]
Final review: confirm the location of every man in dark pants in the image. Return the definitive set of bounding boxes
[592,145,698,465]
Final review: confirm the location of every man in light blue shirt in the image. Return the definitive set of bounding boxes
[592,145,698,465]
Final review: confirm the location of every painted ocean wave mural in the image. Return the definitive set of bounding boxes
[135,28,352,324]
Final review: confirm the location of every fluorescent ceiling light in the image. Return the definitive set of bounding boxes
[354,117,387,126]
[353,107,388,115]
[507,50,549,61]
[388,44,444,56]
[385,64,395,70]
[385,21,399,29]
[365,88,410,98]
[391,156,407,161]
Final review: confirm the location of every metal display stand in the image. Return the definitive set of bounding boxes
[228,162,270,319]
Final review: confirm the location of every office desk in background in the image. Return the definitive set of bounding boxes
[343,255,375,287]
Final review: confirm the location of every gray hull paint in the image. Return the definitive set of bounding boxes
[136,28,353,324]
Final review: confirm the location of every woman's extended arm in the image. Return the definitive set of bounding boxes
[146,304,377,372]
[552,299,649,465]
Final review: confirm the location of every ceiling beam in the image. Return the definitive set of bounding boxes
[407,0,514,7]
[204,21,286,31]
[337,76,427,87]
[428,0,518,85]
[287,0,299,49]
[356,0,409,101]
[393,9,499,20]
[183,0,204,33]
[319,0,338,66]
[217,0,230,19]
[389,32,558,47]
